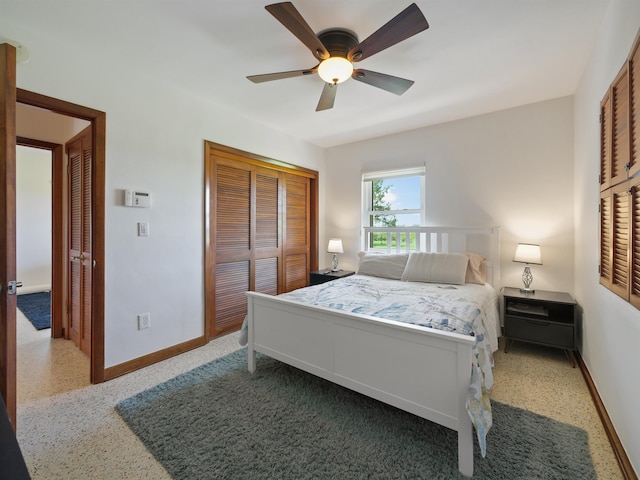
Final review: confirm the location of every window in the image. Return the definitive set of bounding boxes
[362,166,426,250]
[599,28,640,309]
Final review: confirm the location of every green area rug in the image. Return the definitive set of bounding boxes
[116,349,596,479]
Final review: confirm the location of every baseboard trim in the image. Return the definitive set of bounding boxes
[104,336,207,381]
[576,352,638,480]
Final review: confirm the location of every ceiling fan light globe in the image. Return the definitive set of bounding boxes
[318,57,353,84]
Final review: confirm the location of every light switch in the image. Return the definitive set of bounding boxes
[138,222,149,237]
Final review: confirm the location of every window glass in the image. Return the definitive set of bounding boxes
[362,167,425,250]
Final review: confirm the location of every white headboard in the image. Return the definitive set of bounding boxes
[362,226,501,289]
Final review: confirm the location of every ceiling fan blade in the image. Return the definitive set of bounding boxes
[247,67,317,83]
[348,3,429,62]
[265,2,329,60]
[352,69,414,95]
[316,83,337,111]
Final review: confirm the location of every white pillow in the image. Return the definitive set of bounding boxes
[400,252,469,285]
[357,252,409,280]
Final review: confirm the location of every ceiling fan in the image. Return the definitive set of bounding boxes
[247,2,429,111]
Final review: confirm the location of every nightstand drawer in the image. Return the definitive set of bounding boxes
[505,315,574,348]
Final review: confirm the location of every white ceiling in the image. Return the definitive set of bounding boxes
[2,0,610,147]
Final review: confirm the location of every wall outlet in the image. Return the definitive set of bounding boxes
[138,312,151,330]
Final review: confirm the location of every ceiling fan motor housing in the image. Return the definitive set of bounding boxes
[317,29,359,59]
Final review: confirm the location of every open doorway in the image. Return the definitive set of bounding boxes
[15,144,90,401]
[15,89,106,386]
[15,108,93,396]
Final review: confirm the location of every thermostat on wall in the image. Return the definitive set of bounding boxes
[125,190,151,208]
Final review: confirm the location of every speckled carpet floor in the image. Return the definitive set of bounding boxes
[116,349,596,480]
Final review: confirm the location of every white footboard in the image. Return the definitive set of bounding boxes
[246,291,476,477]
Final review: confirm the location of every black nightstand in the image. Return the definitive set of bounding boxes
[502,287,577,367]
[310,269,355,286]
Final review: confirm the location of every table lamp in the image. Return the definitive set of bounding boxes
[513,243,542,293]
[327,238,344,271]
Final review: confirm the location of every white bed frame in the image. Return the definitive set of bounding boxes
[246,226,500,477]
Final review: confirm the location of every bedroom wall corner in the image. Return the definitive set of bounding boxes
[573,0,640,474]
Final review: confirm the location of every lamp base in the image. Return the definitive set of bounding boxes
[520,266,534,294]
[331,253,339,272]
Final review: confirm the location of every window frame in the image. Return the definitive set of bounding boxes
[361,167,426,250]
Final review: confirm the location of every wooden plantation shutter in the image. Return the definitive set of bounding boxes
[205,142,318,339]
[599,29,640,309]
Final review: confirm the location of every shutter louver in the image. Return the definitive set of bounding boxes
[285,179,308,248]
[600,191,612,288]
[215,261,249,329]
[81,145,92,353]
[216,164,250,253]
[630,181,640,308]
[256,172,279,250]
[630,39,640,177]
[611,184,630,299]
[285,254,308,292]
[600,94,612,190]
[611,67,630,186]
[256,257,278,295]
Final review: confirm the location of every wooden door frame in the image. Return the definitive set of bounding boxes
[17,89,106,384]
[16,138,65,339]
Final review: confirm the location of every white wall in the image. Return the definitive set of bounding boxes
[3,20,325,367]
[574,0,640,472]
[325,97,575,295]
[16,146,51,294]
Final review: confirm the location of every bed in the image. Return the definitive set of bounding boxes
[244,226,500,477]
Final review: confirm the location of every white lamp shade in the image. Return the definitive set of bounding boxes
[327,238,344,254]
[513,243,542,265]
[318,57,353,84]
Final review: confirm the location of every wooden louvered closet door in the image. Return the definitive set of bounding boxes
[283,173,310,292]
[66,127,92,355]
[205,143,318,339]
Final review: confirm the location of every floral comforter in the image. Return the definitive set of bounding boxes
[279,274,498,456]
